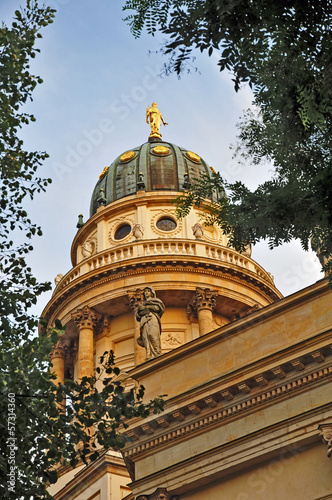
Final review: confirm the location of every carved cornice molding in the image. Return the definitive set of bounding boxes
[44,260,281,324]
[123,347,332,459]
[137,488,178,500]
[187,287,218,318]
[319,423,332,459]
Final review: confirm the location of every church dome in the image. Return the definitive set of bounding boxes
[90,141,214,216]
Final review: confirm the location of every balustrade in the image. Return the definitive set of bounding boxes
[54,239,273,294]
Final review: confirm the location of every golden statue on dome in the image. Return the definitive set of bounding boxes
[146,102,168,139]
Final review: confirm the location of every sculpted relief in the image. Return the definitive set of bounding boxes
[135,287,165,361]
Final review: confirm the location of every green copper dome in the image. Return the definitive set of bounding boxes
[90,141,214,217]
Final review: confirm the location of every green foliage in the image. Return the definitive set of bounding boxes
[124,0,332,280]
[1,4,165,499]
[124,0,332,129]
[0,1,55,342]
[1,339,165,499]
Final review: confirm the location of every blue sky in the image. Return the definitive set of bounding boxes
[2,0,323,313]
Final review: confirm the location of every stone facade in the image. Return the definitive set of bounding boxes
[122,278,332,500]
[44,140,331,500]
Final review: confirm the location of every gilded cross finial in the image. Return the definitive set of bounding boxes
[146,102,168,139]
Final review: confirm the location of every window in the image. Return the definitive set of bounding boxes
[156,217,177,231]
[114,223,131,240]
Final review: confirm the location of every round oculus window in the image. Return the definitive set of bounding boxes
[156,217,177,232]
[114,223,131,240]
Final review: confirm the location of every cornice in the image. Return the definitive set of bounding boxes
[122,342,332,460]
[43,253,281,323]
[54,451,128,500]
[127,406,332,497]
[127,278,330,380]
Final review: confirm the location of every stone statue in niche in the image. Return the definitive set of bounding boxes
[54,273,63,287]
[192,222,204,240]
[136,286,165,361]
[241,243,252,257]
[81,241,94,259]
[132,223,144,240]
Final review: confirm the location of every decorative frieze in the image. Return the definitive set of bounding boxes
[173,411,185,421]
[238,382,251,394]
[204,396,217,407]
[157,417,169,428]
[188,404,201,415]
[221,390,234,400]
[123,361,332,460]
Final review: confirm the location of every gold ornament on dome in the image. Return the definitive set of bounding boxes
[210,166,217,174]
[120,151,135,162]
[187,151,201,162]
[99,166,109,179]
[153,145,169,155]
[146,102,168,139]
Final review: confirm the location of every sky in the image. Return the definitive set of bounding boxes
[2,0,324,314]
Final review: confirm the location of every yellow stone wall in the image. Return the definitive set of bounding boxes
[45,189,286,500]
[122,280,332,499]
[181,443,330,500]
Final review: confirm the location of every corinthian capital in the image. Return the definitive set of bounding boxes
[188,287,218,317]
[50,335,66,360]
[127,288,145,312]
[72,305,97,330]
[137,488,178,500]
[319,423,332,459]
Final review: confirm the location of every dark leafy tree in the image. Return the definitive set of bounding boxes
[123,0,332,129]
[123,0,332,277]
[3,329,164,499]
[0,4,164,499]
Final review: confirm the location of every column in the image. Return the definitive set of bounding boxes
[50,336,65,386]
[72,305,97,380]
[188,287,218,336]
[127,289,146,366]
[50,336,67,410]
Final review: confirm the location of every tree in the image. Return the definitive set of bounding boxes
[3,324,164,499]
[123,0,332,129]
[123,0,332,276]
[0,4,164,498]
